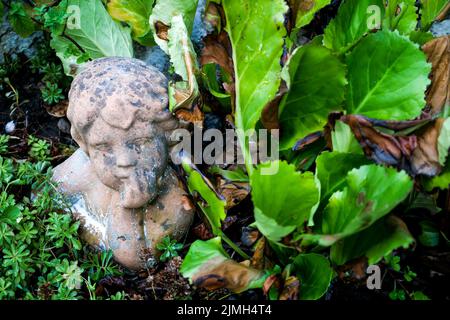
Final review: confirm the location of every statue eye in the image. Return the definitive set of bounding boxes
[94,143,111,153]
[127,138,149,148]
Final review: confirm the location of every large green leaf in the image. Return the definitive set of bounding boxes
[180,237,266,293]
[323,0,384,53]
[64,0,133,59]
[346,30,431,120]
[308,165,413,246]
[107,0,154,45]
[330,216,414,265]
[292,253,333,300]
[149,0,198,53]
[315,151,370,201]
[279,44,347,149]
[250,161,319,241]
[438,118,450,165]
[421,0,449,31]
[293,0,333,30]
[222,0,288,133]
[383,0,418,35]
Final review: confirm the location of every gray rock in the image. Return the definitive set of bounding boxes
[192,0,207,48]
[431,19,450,37]
[0,13,44,64]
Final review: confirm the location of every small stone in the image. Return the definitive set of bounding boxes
[57,118,71,134]
[5,121,15,133]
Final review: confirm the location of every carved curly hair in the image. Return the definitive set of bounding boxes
[67,57,178,152]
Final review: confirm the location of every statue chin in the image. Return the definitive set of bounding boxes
[119,186,154,209]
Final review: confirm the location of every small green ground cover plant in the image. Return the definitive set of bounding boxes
[0,135,123,300]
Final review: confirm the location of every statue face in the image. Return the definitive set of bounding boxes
[84,118,168,209]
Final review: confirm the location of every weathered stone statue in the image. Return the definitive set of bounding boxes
[53,57,194,270]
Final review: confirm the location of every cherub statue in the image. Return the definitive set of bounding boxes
[52,57,194,270]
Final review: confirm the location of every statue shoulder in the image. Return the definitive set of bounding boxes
[52,148,96,194]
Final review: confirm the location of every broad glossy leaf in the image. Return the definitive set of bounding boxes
[107,0,154,45]
[383,0,418,35]
[421,0,450,31]
[315,151,370,201]
[182,158,226,235]
[330,216,414,265]
[310,165,413,246]
[323,0,384,53]
[64,0,133,58]
[331,120,363,154]
[346,30,431,120]
[149,0,198,52]
[180,237,266,293]
[279,44,347,149]
[222,0,288,132]
[438,118,450,165]
[292,253,333,300]
[293,0,333,30]
[250,161,319,241]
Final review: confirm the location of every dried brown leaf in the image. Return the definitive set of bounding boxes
[217,179,250,209]
[411,118,446,176]
[279,276,300,300]
[423,36,450,115]
[45,100,68,118]
[192,258,264,293]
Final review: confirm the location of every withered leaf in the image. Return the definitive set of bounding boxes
[45,100,68,118]
[341,114,417,170]
[201,33,234,77]
[411,118,447,176]
[279,276,300,300]
[175,104,204,125]
[192,258,264,293]
[422,36,450,115]
[260,82,288,131]
[217,178,250,209]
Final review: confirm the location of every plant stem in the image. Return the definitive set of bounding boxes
[220,231,250,260]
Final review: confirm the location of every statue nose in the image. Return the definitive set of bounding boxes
[116,151,137,167]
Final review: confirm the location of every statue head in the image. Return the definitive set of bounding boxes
[67,57,178,209]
